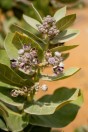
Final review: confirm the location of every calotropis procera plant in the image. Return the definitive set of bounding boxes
[0,5,83,132]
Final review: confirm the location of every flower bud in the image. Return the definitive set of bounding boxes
[54,51,61,57]
[11,90,19,97]
[41,84,48,91]
[23,44,31,51]
[59,62,64,67]
[18,49,24,55]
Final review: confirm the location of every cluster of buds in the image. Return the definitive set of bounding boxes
[11,83,48,97]
[37,15,59,38]
[11,86,28,97]
[34,83,48,92]
[11,44,39,74]
[45,50,64,75]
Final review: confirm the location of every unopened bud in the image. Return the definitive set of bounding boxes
[41,84,48,91]
[54,51,61,57]
[18,49,24,55]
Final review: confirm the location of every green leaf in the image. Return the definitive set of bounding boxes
[0,102,29,132]
[0,87,24,109]
[0,81,18,89]
[24,125,51,132]
[54,6,66,22]
[24,88,80,115]
[12,32,43,61]
[4,33,18,60]
[0,117,8,131]
[51,29,79,44]
[40,67,80,81]
[50,45,78,53]
[10,24,46,49]
[75,126,88,132]
[0,63,26,87]
[30,88,83,128]
[56,14,76,31]
[31,4,43,22]
[23,15,41,31]
[0,35,4,49]
[0,49,10,67]
[62,53,69,61]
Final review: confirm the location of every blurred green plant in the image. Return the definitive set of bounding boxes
[0,5,83,132]
[75,125,88,132]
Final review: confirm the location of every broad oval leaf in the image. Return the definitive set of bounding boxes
[0,87,24,109]
[56,14,76,31]
[4,33,18,60]
[54,6,66,22]
[30,91,83,128]
[0,117,8,131]
[0,63,26,87]
[24,88,80,115]
[0,49,10,67]
[12,32,43,61]
[10,24,46,49]
[0,102,29,132]
[23,15,41,31]
[40,67,80,81]
[51,29,79,44]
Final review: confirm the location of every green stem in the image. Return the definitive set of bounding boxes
[27,89,36,102]
[44,35,50,50]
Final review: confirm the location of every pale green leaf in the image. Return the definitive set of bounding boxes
[31,4,43,22]
[4,33,18,60]
[10,24,46,49]
[0,102,29,132]
[0,117,8,131]
[0,81,18,89]
[0,49,10,67]
[30,88,83,128]
[56,14,76,31]
[0,63,26,87]
[40,67,80,81]
[50,45,78,52]
[23,15,41,31]
[51,29,79,44]
[0,87,24,109]
[54,6,66,22]
[12,32,43,61]
[0,35,4,49]
[24,88,80,115]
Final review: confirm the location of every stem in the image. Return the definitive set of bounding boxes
[44,34,50,50]
[27,89,36,102]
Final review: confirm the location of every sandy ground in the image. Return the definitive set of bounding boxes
[63,7,88,132]
[37,6,88,132]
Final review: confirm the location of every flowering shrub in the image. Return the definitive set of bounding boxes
[0,5,83,132]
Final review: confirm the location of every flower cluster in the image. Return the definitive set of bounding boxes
[37,15,59,38]
[11,86,28,97]
[45,50,64,75]
[11,44,39,74]
[11,83,48,97]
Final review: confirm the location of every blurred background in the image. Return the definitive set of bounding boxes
[0,0,88,132]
